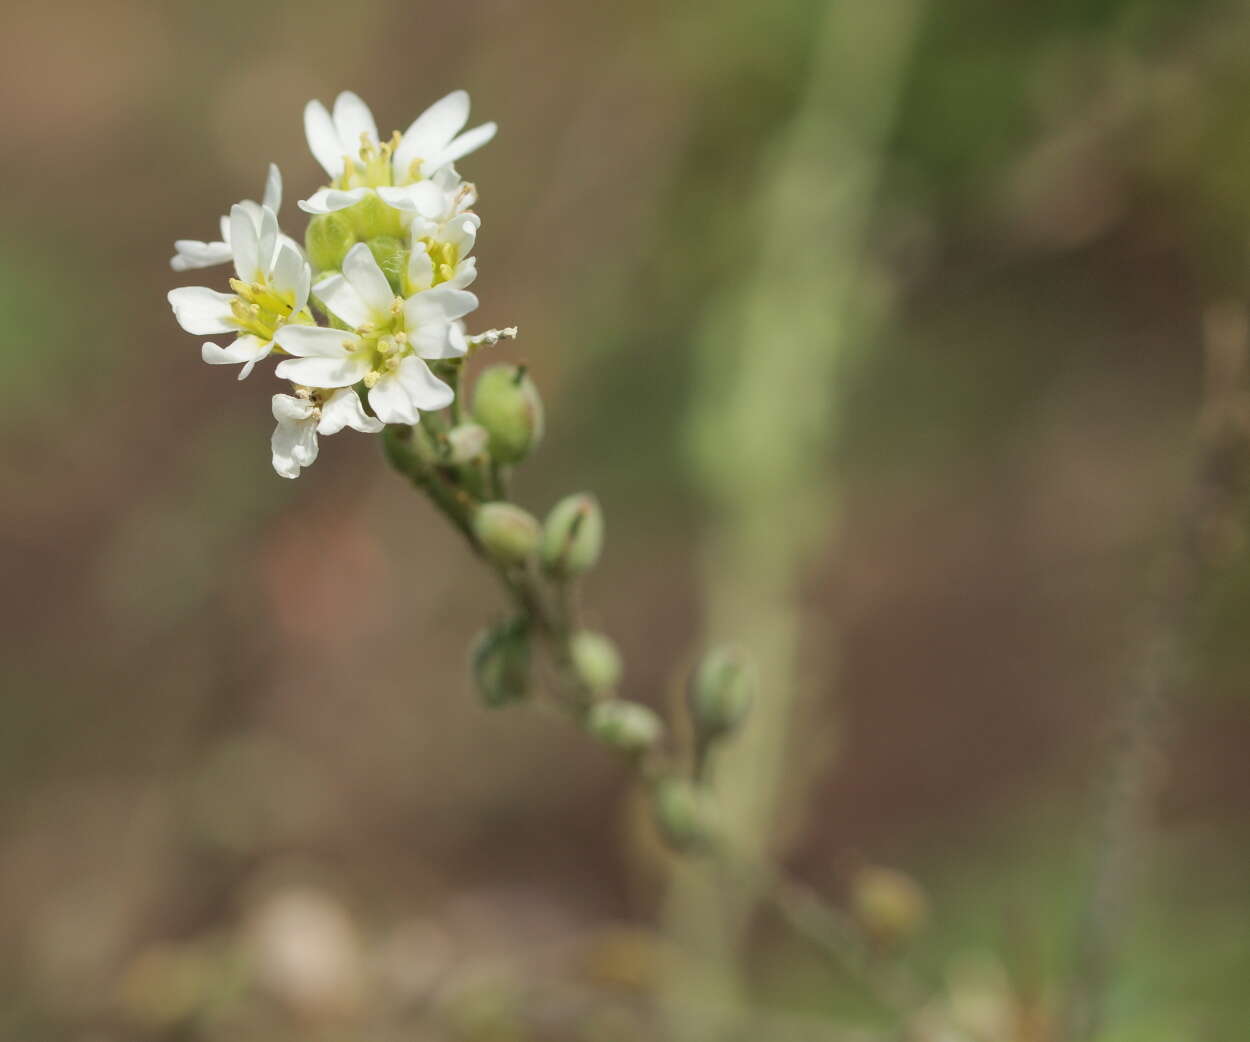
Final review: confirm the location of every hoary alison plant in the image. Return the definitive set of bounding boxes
[167,88,755,856]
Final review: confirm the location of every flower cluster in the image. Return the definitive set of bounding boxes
[168,90,504,477]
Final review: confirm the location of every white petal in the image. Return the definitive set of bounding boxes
[274,324,359,358]
[298,186,371,214]
[405,285,478,326]
[263,163,283,212]
[294,259,312,311]
[426,122,496,173]
[314,273,373,329]
[168,286,236,335]
[409,321,459,359]
[407,242,434,292]
[272,393,316,423]
[333,91,378,156]
[275,354,372,388]
[396,355,455,409]
[395,90,470,173]
[201,334,271,379]
[368,370,419,425]
[449,212,480,255]
[270,242,309,301]
[271,398,319,479]
[256,206,279,278]
[342,242,395,317]
[305,99,344,177]
[170,239,232,271]
[447,257,477,289]
[375,181,446,217]
[448,322,468,356]
[365,357,453,422]
[318,387,384,435]
[230,204,259,281]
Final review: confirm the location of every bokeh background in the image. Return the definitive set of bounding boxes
[2,0,1248,1039]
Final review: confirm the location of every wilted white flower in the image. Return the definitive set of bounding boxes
[170,164,291,271]
[274,243,475,424]
[270,388,383,479]
[168,204,312,379]
[300,90,495,216]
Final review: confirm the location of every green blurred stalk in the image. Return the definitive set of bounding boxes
[665,0,925,1033]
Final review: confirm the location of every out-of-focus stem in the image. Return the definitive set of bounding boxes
[1062,302,1250,1041]
[666,0,926,1034]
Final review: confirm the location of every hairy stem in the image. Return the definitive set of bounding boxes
[1063,303,1250,1041]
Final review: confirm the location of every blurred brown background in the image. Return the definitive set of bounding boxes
[1,0,1248,1039]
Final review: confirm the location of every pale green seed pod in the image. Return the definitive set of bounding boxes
[541,493,604,578]
[586,699,661,752]
[688,646,756,742]
[850,866,928,946]
[570,631,622,693]
[366,235,407,293]
[473,502,540,565]
[472,365,545,464]
[470,618,531,708]
[305,212,357,273]
[650,776,714,853]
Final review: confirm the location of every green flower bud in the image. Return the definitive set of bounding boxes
[850,866,928,946]
[345,191,404,240]
[472,365,545,464]
[473,502,540,565]
[470,617,531,708]
[586,699,662,752]
[570,631,622,693]
[688,646,756,742]
[650,777,715,853]
[541,493,604,578]
[305,212,357,273]
[366,235,407,294]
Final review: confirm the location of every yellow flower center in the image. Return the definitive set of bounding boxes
[228,277,311,342]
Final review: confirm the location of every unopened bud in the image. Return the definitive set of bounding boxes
[366,236,407,293]
[444,423,490,464]
[470,617,531,707]
[587,699,661,752]
[305,212,357,273]
[472,365,544,464]
[850,866,928,947]
[541,493,604,578]
[650,777,715,853]
[346,191,403,240]
[570,631,622,693]
[473,502,540,565]
[688,646,755,742]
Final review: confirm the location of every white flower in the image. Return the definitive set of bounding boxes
[168,204,313,379]
[271,388,383,479]
[409,213,479,291]
[299,90,495,216]
[170,165,291,271]
[273,243,476,424]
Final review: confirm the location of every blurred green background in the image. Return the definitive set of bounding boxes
[1,0,1248,1039]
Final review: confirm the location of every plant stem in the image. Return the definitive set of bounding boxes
[1062,302,1250,1041]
